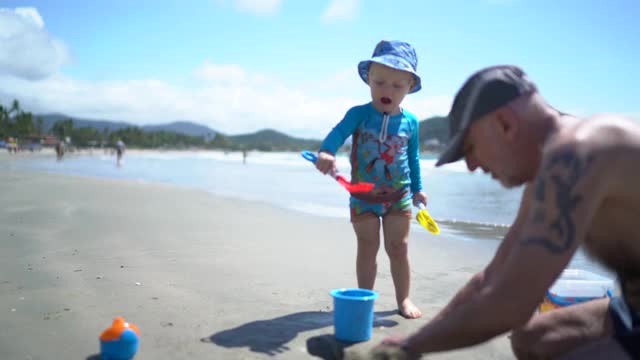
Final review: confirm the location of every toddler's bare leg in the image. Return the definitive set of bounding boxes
[383,214,421,319]
[352,216,381,290]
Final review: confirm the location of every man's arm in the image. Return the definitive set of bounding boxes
[429,183,535,322]
[403,141,609,355]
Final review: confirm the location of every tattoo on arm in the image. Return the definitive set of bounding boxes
[530,178,548,223]
[521,150,596,254]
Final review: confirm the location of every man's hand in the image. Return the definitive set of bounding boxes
[376,336,421,360]
[315,151,337,175]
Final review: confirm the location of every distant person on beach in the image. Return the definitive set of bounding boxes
[377,65,640,359]
[55,140,65,161]
[7,137,17,154]
[314,40,428,319]
[116,139,125,166]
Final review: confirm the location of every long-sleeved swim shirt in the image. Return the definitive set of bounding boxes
[320,102,423,196]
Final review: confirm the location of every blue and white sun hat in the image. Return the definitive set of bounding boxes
[357,40,422,94]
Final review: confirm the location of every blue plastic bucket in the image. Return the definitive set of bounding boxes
[330,288,378,342]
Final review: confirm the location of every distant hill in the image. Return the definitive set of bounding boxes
[226,117,450,152]
[35,112,449,152]
[39,113,134,133]
[142,121,216,140]
[34,112,321,150]
[418,116,449,146]
[38,114,217,138]
[228,129,321,151]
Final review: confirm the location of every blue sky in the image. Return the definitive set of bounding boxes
[0,0,638,138]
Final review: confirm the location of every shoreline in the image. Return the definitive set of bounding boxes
[0,150,613,278]
[0,149,515,233]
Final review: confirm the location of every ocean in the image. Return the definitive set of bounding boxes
[2,149,611,277]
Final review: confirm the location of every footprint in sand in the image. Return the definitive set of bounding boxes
[43,308,71,320]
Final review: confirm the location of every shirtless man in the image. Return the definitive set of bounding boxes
[378,65,640,359]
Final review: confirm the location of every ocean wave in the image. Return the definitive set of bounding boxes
[282,198,512,242]
[420,158,471,173]
[125,150,472,173]
[285,201,348,219]
[435,219,510,242]
[437,218,511,230]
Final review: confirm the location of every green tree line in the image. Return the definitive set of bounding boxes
[0,100,41,140]
[0,99,452,153]
[0,100,240,149]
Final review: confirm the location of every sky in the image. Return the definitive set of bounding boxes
[0,0,638,139]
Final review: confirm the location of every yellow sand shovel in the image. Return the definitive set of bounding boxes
[416,203,440,235]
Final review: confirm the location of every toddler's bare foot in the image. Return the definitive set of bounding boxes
[398,299,422,319]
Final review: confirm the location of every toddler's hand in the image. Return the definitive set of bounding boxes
[412,192,428,207]
[315,151,336,175]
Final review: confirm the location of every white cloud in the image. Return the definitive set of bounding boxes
[232,0,282,16]
[0,59,452,139]
[0,63,350,138]
[0,7,70,80]
[403,95,453,120]
[627,113,640,121]
[301,67,365,97]
[195,61,250,84]
[0,5,444,138]
[321,0,360,23]
[14,7,44,28]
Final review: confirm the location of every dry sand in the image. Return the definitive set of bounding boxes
[0,164,512,359]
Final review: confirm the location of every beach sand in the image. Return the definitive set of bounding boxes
[0,164,512,359]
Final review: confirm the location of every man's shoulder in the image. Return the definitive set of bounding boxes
[537,114,640,188]
[546,114,639,153]
[586,113,636,123]
[579,114,637,134]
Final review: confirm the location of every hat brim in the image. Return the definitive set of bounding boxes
[358,59,422,94]
[435,131,465,167]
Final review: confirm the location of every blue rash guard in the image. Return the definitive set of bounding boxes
[320,102,423,216]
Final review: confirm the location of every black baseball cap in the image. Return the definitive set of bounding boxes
[435,65,537,167]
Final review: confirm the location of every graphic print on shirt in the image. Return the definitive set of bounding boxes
[353,118,410,196]
[364,131,408,181]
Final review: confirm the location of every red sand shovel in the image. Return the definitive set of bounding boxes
[301,151,375,194]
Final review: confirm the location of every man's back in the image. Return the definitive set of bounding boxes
[540,114,640,309]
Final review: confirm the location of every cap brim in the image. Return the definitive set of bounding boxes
[435,131,465,167]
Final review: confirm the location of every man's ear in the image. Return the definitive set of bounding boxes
[494,107,518,142]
